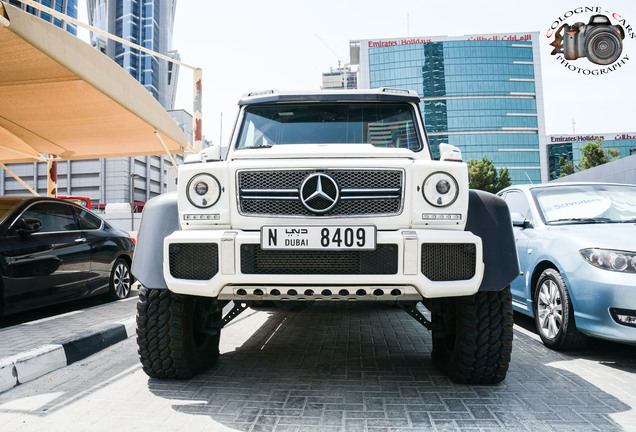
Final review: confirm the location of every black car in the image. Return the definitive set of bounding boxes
[0,196,135,317]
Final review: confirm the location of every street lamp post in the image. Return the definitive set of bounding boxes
[130,173,140,231]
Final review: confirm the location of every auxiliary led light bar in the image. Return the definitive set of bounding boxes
[422,213,462,221]
[184,214,220,220]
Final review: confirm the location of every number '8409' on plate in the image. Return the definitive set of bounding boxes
[261,226,377,250]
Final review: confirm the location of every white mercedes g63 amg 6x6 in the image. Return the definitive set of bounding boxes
[133,88,519,384]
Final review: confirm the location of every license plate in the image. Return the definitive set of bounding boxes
[261,225,377,250]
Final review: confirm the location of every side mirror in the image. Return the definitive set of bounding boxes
[439,143,462,162]
[184,144,222,164]
[200,143,221,161]
[16,218,43,236]
[510,212,532,228]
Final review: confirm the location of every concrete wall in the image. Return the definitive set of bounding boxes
[551,154,636,184]
[101,212,142,234]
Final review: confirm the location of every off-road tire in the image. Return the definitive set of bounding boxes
[431,286,513,384]
[136,287,221,379]
[533,268,587,350]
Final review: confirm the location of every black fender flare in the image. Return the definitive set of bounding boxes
[465,189,520,291]
[131,192,180,289]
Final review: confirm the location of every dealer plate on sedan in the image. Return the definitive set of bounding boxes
[261,225,377,250]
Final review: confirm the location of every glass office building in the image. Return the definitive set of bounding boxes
[8,0,77,35]
[351,32,547,183]
[547,132,636,179]
[88,0,179,110]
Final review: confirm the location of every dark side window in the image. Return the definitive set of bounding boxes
[75,208,103,230]
[20,202,79,233]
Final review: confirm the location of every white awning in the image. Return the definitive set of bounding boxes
[0,1,192,164]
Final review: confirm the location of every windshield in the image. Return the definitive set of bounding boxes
[236,103,421,151]
[532,184,636,224]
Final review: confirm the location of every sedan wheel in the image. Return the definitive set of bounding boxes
[107,258,133,301]
[533,268,586,350]
[536,277,563,339]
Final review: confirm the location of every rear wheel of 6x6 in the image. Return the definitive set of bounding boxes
[136,287,221,379]
[431,286,513,384]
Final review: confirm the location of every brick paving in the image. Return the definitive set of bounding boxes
[1,300,636,431]
[0,290,138,359]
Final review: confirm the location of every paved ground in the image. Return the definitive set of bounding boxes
[0,292,138,359]
[1,298,636,431]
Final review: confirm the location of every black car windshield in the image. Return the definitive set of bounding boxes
[532,184,636,224]
[236,103,421,151]
[0,198,23,224]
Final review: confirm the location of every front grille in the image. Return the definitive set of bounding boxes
[169,243,219,280]
[238,169,403,217]
[421,243,476,281]
[240,244,398,275]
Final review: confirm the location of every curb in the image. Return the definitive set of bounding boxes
[0,317,136,393]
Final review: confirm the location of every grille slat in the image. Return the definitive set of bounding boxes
[169,243,219,280]
[421,243,476,281]
[238,169,403,216]
[241,244,398,275]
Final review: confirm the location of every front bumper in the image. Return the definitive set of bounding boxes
[566,265,636,343]
[163,228,484,301]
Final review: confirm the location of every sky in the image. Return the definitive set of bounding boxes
[83,0,636,146]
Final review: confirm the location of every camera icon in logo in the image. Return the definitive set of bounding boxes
[551,14,625,65]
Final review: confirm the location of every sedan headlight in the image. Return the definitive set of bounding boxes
[580,248,636,273]
[422,172,458,207]
[186,173,221,208]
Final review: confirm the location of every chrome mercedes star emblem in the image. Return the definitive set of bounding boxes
[300,173,339,213]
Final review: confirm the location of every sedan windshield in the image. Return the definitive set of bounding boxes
[236,103,421,151]
[532,184,636,224]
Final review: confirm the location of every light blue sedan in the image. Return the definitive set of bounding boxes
[498,182,636,350]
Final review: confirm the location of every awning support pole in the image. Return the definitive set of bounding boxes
[47,154,57,197]
[154,131,179,173]
[0,162,40,196]
[193,68,202,153]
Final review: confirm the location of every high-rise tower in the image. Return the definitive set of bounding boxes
[87,0,179,109]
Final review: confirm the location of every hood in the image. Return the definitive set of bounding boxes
[228,144,421,161]
[548,223,636,251]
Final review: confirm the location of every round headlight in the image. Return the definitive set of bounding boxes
[423,172,459,207]
[194,181,209,196]
[436,179,451,195]
[186,173,221,208]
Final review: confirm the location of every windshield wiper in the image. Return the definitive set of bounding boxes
[549,217,611,224]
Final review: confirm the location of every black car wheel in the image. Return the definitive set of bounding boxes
[136,288,221,379]
[534,268,587,350]
[107,258,133,301]
[431,286,514,384]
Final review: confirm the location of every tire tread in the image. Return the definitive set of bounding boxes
[136,287,219,379]
[433,287,513,384]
